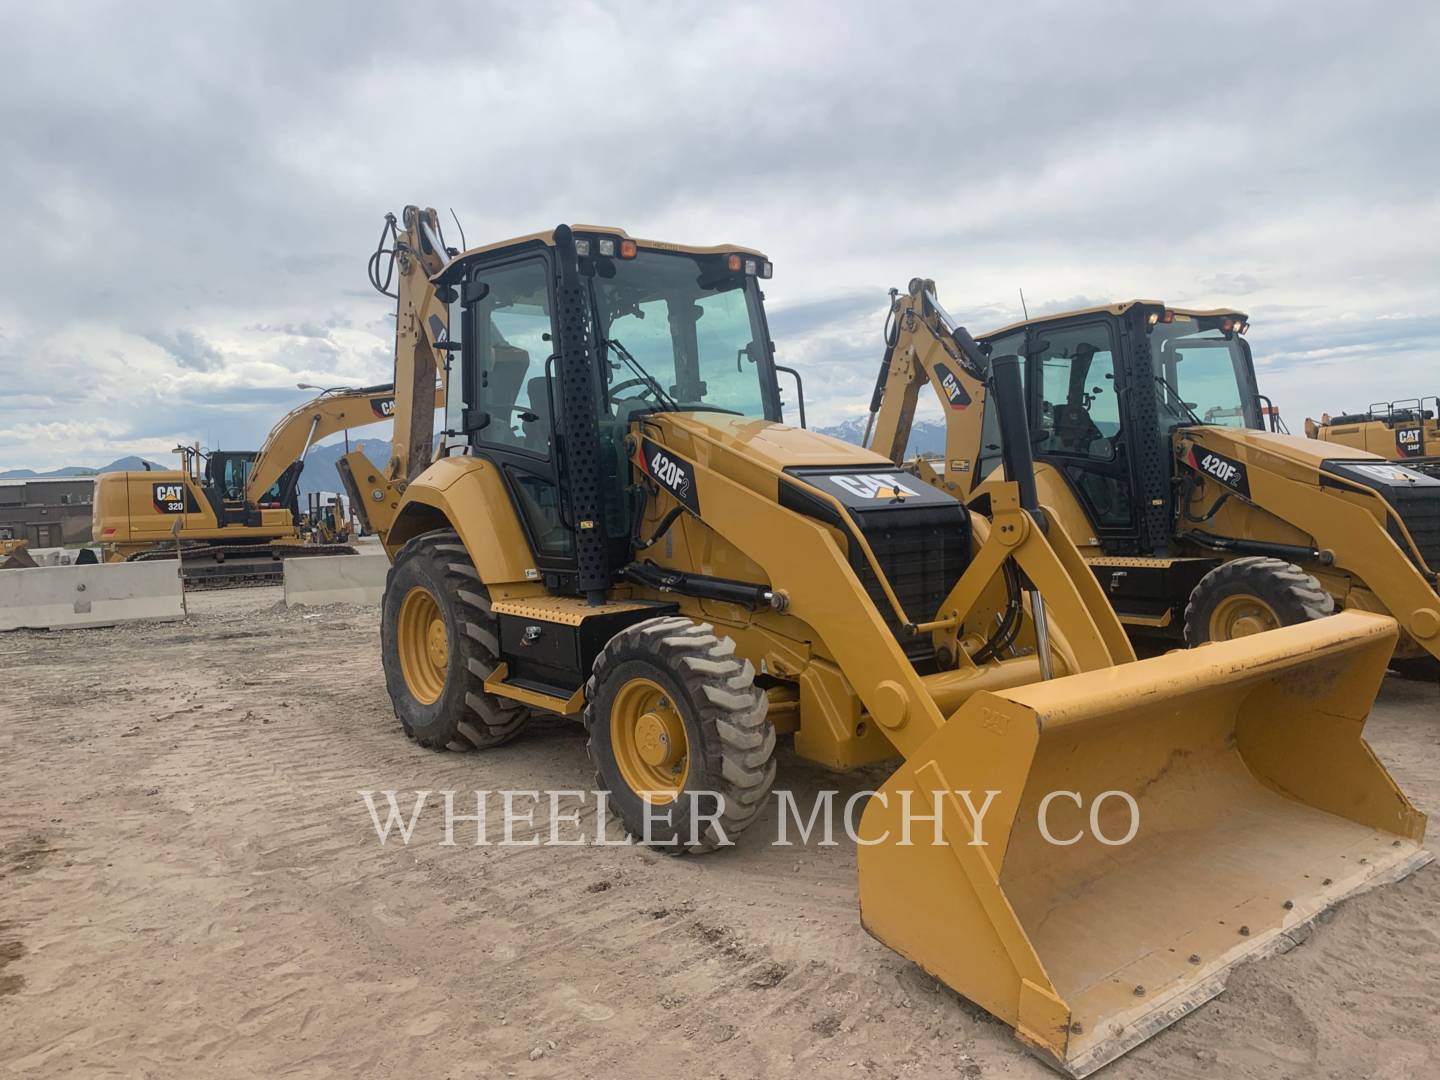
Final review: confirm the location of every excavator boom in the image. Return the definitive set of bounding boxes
[244,383,406,507]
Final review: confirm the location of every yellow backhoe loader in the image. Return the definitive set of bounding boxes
[365,208,1427,1076]
[1305,397,1440,476]
[93,382,425,586]
[864,280,1440,674]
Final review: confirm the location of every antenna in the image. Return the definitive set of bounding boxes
[449,208,467,252]
[1019,287,1030,321]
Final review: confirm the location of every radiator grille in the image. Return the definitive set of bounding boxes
[1389,487,1440,574]
[850,505,970,667]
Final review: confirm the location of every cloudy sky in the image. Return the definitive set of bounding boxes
[1,1,1436,470]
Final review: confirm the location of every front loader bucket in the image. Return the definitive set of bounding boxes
[857,611,1429,1077]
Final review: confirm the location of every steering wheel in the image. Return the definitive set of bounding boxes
[608,377,658,404]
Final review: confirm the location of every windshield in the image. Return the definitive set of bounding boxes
[589,250,775,419]
[1150,318,1260,430]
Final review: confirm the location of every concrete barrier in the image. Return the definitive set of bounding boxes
[284,553,390,607]
[0,561,185,631]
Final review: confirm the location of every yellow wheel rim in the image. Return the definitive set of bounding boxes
[611,677,689,804]
[1209,594,1281,640]
[397,585,448,704]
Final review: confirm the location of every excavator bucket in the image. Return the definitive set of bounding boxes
[857,611,1428,1077]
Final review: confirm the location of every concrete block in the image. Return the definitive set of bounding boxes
[0,561,185,631]
[284,553,390,607]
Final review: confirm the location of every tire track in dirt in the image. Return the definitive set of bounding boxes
[3,588,1438,1078]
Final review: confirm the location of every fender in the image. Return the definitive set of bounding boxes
[385,455,539,587]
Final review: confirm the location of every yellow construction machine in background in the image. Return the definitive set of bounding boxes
[1306,397,1440,475]
[0,536,37,569]
[92,383,422,585]
[355,208,1427,1076]
[863,280,1440,672]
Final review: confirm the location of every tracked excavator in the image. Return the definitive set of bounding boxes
[864,280,1440,671]
[365,207,1427,1076]
[92,382,431,585]
[1306,397,1440,477]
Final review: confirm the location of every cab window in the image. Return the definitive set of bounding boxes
[465,258,555,458]
[1034,324,1120,461]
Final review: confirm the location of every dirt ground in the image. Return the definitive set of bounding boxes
[3,588,1439,1079]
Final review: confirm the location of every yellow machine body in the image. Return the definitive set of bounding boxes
[370,221,1428,1075]
[864,282,1440,663]
[94,383,418,562]
[1305,397,1440,462]
[93,463,298,560]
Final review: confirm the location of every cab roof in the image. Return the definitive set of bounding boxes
[441,225,767,278]
[980,300,1248,340]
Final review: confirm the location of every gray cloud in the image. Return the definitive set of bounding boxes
[0,0,1436,466]
[143,328,226,372]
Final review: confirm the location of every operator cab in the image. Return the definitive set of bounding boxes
[436,227,789,584]
[976,302,1261,555]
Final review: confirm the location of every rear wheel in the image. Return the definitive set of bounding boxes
[585,616,774,853]
[381,529,530,750]
[1183,556,1334,645]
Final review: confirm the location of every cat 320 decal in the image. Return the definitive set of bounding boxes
[1186,444,1250,498]
[151,482,195,514]
[640,438,700,515]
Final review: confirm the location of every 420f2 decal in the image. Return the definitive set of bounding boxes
[1186,445,1250,498]
[640,438,700,515]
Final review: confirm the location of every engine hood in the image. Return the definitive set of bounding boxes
[659,412,893,471]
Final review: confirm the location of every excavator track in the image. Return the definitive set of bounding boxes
[128,543,357,590]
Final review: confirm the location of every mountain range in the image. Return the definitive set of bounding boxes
[0,455,163,479]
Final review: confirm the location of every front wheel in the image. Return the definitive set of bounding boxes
[1183,556,1334,645]
[585,617,775,853]
[381,529,530,750]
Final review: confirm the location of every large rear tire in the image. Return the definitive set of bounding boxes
[1183,556,1334,646]
[381,529,530,750]
[585,616,774,854]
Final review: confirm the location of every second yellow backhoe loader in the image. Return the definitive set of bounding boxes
[1305,397,1440,476]
[864,280,1440,672]
[93,382,427,585]
[358,206,1426,1076]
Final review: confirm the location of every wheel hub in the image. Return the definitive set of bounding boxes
[635,708,684,768]
[397,585,448,705]
[426,618,448,669]
[611,678,689,802]
[1210,594,1281,640]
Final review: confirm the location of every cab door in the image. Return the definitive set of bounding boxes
[456,252,574,569]
[1027,320,1139,548]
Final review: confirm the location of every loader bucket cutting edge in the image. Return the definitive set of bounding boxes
[855,610,1430,1077]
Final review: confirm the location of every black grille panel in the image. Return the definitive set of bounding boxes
[780,468,972,669]
[1390,487,1440,573]
[850,505,970,666]
[1322,459,1440,576]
